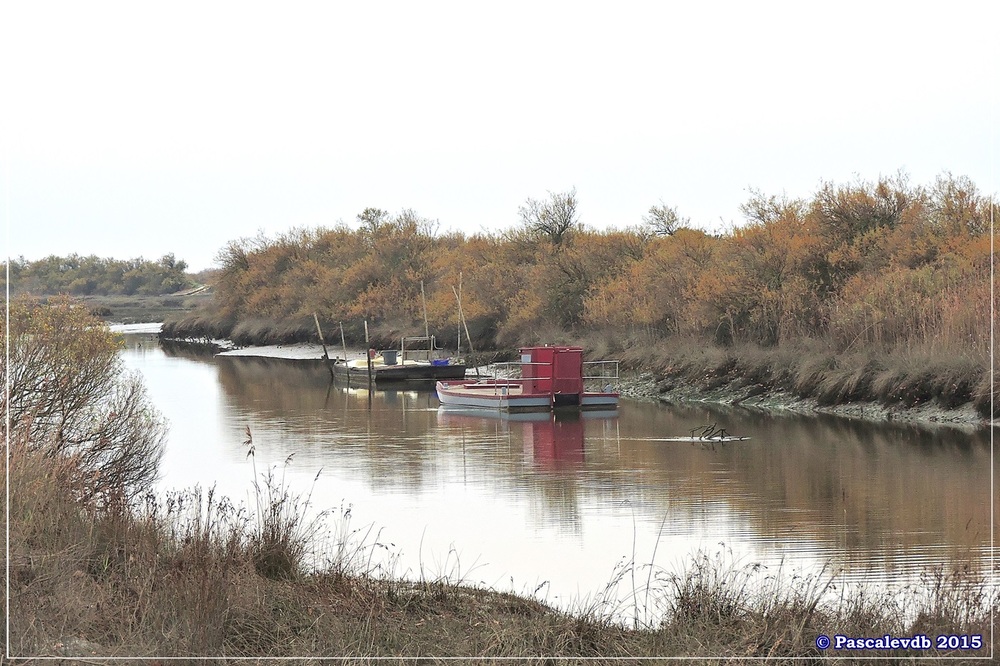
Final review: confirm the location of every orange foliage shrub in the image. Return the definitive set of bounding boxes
[202,173,994,362]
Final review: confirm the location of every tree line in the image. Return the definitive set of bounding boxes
[197,172,992,362]
[4,252,193,296]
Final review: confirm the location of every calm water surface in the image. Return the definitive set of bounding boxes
[120,333,995,612]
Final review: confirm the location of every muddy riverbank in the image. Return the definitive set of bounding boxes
[641,372,988,429]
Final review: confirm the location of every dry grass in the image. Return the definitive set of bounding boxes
[162,299,992,420]
[6,429,995,662]
[631,335,990,418]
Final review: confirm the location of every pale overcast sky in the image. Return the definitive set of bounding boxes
[2,1,996,271]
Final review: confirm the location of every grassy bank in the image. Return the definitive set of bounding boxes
[6,430,996,663]
[80,291,215,324]
[603,334,994,421]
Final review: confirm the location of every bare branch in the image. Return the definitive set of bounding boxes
[519,187,579,246]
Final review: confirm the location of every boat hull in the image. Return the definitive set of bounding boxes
[334,362,467,384]
[580,393,620,409]
[435,380,619,412]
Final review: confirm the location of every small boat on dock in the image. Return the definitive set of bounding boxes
[436,345,619,412]
[334,335,466,384]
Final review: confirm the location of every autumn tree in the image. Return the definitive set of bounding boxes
[586,228,716,335]
[928,172,990,237]
[213,233,269,324]
[190,170,993,359]
[694,192,828,345]
[423,233,526,345]
[806,174,914,290]
[344,209,438,322]
[823,173,995,354]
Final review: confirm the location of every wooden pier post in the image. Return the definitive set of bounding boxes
[339,321,349,383]
[313,313,335,380]
[420,280,433,360]
[453,284,478,379]
[364,319,373,388]
[456,272,462,357]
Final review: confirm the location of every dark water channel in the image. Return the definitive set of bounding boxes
[120,332,995,615]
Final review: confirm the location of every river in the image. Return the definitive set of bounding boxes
[119,331,995,618]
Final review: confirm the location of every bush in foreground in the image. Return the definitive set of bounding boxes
[2,296,166,504]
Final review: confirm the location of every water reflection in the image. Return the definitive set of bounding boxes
[121,335,996,609]
[611,402,993,582]
[435,408,621,470]
[432,408,625,534]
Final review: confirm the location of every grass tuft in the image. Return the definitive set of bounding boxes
[8,427,996,660]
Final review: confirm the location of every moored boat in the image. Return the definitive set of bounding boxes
[334,335,466,384]
[436,345,619,412]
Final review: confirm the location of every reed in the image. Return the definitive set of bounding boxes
[6,434,996,661]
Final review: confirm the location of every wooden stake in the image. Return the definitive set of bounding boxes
[456,272,462,356]
[364,319,373,387]
[452,284,478,379]
[313,313,335,380]
[420,280,431,357]
[339,321,349,384]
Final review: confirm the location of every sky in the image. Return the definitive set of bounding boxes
[2,1,996,272]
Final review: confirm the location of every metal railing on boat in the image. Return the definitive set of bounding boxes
[482,359,621,392]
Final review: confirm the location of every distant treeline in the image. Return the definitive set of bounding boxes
[4,253,193,296]
[175,172,993,364]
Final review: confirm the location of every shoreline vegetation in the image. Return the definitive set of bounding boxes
[9,431,997,662]
[4,305,996,661]
[158,173,996,426]
[164,335,991,429]
[5,171,998,660]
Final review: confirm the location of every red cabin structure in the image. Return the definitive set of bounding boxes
[521,346,585,406]
[436,345,620,412]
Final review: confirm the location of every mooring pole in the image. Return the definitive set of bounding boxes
[364,319,373,389]
[420,280,431,359]
[339,321,349,378]
[456,272,462,357]
[452,284,478,379]
[313,313,335,380]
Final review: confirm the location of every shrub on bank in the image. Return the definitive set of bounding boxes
[162,173,995,418]
[3,296,166,503]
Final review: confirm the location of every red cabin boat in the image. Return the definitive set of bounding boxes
[435,345,619,412]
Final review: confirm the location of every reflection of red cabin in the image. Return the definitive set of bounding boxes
[524,415,585,467]
[521,346,584,406]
